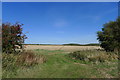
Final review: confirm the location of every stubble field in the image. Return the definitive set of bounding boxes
[25,45,101,52]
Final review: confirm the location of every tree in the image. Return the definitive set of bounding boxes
[2,23,27,53]
[97,17,120,53]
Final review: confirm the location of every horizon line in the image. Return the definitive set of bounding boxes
[23,43,100,45]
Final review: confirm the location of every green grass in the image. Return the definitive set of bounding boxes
[3,49,118,78]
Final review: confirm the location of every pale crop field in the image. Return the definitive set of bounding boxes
[24,45,102,52]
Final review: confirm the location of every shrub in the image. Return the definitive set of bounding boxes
[2,23,27,53]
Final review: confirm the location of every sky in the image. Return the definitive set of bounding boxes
[2,0,120,2]
[2,2,118,44]
[0,1,1,25]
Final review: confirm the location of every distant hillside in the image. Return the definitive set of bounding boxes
[63,43,100,46]
[24,43,100,46]
[84,43,100,46]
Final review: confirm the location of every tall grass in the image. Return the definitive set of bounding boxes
[2,50,46,78]
[69,50,118,63]
[2,49,118,78]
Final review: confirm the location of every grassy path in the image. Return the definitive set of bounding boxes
[13,49,118,78]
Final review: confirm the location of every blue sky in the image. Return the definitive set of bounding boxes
[2,2,118,44]
[2,0,120,2]
[0,2,1,25]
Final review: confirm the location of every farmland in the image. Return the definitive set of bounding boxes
[2,45,118,78]
[25,45,101,52]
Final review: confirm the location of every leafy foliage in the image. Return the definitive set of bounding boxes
[2,23,27,53]
[97,17,120,52]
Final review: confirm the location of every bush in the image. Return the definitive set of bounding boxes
[2,23,27,53]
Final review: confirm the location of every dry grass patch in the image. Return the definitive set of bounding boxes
[69,50,118,63]
[16,50,46,66]
[25,45,101,52]
[2,50,46,78]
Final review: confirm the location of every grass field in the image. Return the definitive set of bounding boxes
[2,46,118,78]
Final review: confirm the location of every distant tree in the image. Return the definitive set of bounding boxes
[2,23,27,53]
[97,17,120,53]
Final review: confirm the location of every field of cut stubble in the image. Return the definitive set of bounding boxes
[25,45,101,52]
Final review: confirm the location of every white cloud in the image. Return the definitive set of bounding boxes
[53,19,68,28]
